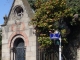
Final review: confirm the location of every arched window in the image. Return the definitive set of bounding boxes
[14,6,24,17]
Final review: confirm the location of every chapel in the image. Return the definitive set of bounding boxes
[1,0,38,60]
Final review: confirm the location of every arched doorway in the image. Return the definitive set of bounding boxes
[13,38,25,60]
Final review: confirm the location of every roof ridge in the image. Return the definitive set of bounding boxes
[1,0,15,26]
[1,0,34,26]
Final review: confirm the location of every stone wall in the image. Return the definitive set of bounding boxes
[1,0,38,60]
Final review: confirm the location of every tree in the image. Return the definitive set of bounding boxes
[31,0,74,48]
[27,0,36,10]
[28,0,48,10]
[67,0,80,14]
[0,28,2,60]
[28,0,80,14]
[30,0,80,60]
[0,28,2,46]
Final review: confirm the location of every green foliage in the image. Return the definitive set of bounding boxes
[27,0,36,10]
[0,29,2,46]
[67,0,80,14]
[28,0,80,14]
[0,29,1,60]
[31,0,76,48]
[28,0,48,10]
[38,37,52,48]
[29,0,80,59]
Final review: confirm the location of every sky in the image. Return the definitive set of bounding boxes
[0,0,13,25]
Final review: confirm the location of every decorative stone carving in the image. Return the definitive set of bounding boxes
[11,22,25,33]
[12,5,24,20]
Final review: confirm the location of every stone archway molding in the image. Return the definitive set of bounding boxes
[8,31,28,48]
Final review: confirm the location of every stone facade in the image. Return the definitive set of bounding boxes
[77,48,80,60]
[1,0,38,60]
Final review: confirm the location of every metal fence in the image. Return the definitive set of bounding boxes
[38,45,67,60]
[38,47,59,60]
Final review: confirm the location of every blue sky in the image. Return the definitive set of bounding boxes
[0,0,13,25]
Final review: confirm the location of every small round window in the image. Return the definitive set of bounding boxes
[14,6,24,17]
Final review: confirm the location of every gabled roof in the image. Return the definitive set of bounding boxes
[22,0,34,18]
[1,0,34,26]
